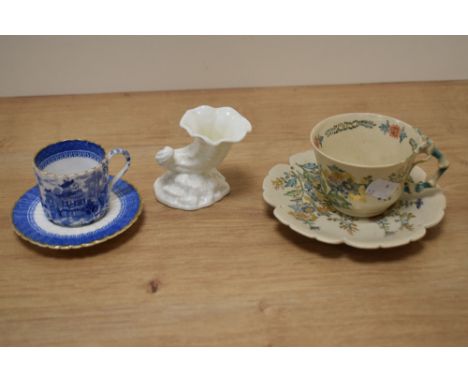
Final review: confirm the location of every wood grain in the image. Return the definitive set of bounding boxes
[1,81,468,346]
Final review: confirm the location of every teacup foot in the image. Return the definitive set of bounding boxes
[334,205,393,218]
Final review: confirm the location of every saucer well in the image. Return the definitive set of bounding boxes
[263,150,446,249]
[12,179,142,250]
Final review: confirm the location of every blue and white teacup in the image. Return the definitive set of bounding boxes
[34,140,131,227]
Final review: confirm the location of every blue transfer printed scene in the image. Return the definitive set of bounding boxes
[35,140,110,227]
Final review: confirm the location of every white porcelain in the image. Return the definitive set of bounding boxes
[310,113,449,217]
[263,150,446,249]
[154,105,252,210]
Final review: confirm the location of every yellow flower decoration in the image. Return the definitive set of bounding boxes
[349,185,367,202]
[303,194,313,205]
[272,178,284,190]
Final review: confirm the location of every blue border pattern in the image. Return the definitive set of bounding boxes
[35,140,105,170]
[12,179,140,247]
[38,150,102,170]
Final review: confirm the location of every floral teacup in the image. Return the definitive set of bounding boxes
[310,113,449,217]
[34,140,131,227]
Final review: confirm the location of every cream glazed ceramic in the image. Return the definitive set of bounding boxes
[263,150,446,249]
[311,113,449,217]
[154,105,252,210]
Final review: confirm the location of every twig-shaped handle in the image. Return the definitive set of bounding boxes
[405,134,449,193]
[107,148,131,190]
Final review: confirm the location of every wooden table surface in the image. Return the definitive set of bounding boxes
[1,81,468,346]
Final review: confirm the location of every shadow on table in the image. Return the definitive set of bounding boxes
[266,206,444,263]
[222,165,255,198]
[16,210,146,259]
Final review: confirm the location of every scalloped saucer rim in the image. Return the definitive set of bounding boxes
[263,150,446,249]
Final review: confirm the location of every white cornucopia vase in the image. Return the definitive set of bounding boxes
[154,105,252,210]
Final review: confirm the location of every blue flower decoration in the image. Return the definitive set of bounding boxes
[379,120,390,134]
[285,177,297,187]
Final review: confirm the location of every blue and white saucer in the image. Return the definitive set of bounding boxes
[12,180,142,249]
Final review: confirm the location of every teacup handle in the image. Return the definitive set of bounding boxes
[405,137,449,193]
[107,148,131,190]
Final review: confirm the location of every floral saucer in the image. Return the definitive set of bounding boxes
[263,150,446,249]
[12,179,142,250]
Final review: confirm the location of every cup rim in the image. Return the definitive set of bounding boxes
[34,139,107,178]
[310,112,416,169]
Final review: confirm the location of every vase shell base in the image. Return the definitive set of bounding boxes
[154,169,230,210]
